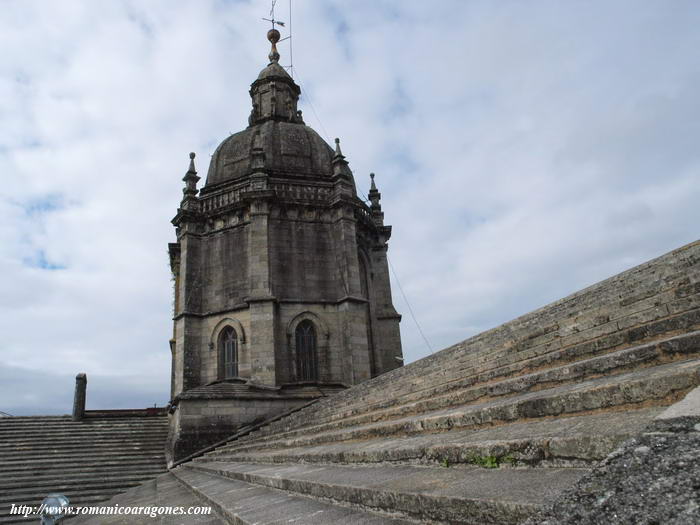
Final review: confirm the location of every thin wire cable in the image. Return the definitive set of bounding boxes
[293,67,373,198]
[388,256,434,354]
[288,0,293,78]
[293,69,331,141]
[294,64,429,355]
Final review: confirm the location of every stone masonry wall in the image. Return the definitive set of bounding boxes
[269,217,339,301]
[166,396,308,465]
[201,226,249,313]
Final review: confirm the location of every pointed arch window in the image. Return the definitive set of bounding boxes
[219,327,238,379]
[295,320,318,381]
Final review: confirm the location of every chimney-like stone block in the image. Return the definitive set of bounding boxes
[72,373,87,421]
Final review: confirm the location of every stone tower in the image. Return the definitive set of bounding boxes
[166,30,402,463]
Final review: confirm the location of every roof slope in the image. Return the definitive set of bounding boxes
[0,415,168,524]
[78,240,700,523]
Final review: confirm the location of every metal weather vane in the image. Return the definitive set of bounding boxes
[262,0,285,30]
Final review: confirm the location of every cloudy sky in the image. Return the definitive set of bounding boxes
[2,0,699,415]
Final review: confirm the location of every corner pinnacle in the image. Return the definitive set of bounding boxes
[334,138,343,157]
[188,152,196,173]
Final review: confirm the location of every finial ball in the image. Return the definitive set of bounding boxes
[189,152,196,160]
[370,172,375,179]
[267,28,281,44]
[335,138,340,144]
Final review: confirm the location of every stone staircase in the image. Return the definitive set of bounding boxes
[0,414,168,524]
[66,240,700,524]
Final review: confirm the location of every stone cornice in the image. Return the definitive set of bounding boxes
[172,295,374,320]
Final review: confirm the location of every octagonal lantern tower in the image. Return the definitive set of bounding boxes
[166,31,402,464]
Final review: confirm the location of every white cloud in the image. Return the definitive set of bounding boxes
[1,0,699,414]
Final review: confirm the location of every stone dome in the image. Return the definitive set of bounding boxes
[204,120,334,188]
[256,61,292,81]
[202,42,345,190]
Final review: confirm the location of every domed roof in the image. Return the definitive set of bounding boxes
[256,61,292,81]
[204,120,334,188]
[201,30,353,191]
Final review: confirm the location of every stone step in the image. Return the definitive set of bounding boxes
[0,428,167,438]
[211,359,700,456]
[0,440,165,461]
[0,449,165,464]
[0,466,166,490]
[257,303,700,431]
[0,431,168,448]
[181,461,589,524]
[0,495,118,524]
[0,454,165,476]
[223,354,700,454]
[66,473,224,524]
[0,452,163,468]
[253,328,700,442]
[330,325,700,426]
[198,406,661,468]
[0,492,143,523]
[320,331,699,434]
[171,466,415,524]
[0,430,167,440]
[0,418,167,429]
[0,425,168,440]
[63,479,158,525]
[0,472,163,503]
[0,438,164,451]
[0,489,146,518]
[337,303,700,420]
[0,415,168,524]
[440,303,700,384]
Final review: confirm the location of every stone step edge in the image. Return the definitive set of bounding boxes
[255,312,700,437]
[0,443,165,454]
[0,454,165,472]
[168,466,244,523]
[0,467,166,489]
[0,459,165,473]
[0,483,160,503]
[243,329,700,445]
[0,492,137,514]
[0,482,147,506]
[0,472,161,494]
[447,306,700,395]
[0,454,164,466]
[267,332,700,445]
[213,359,698,455]
[182,462,545,525]
[0,429,167,438]
[0,443,166,453]
[0,427,168,434]
[0,421,168,429]
[209,360,700,455]
[0,458,165,472]
[200,431,632,469]
[0,432,167,441]
[170,465,419,525]
[0,496,115,523]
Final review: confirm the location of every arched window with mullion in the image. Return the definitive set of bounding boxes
[295,320,318,381]
[219,327,238,379]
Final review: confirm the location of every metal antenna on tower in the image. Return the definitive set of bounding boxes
[262,0,294,77]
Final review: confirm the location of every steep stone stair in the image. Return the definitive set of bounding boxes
[75,241,700,523]
[0,415,168,524]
